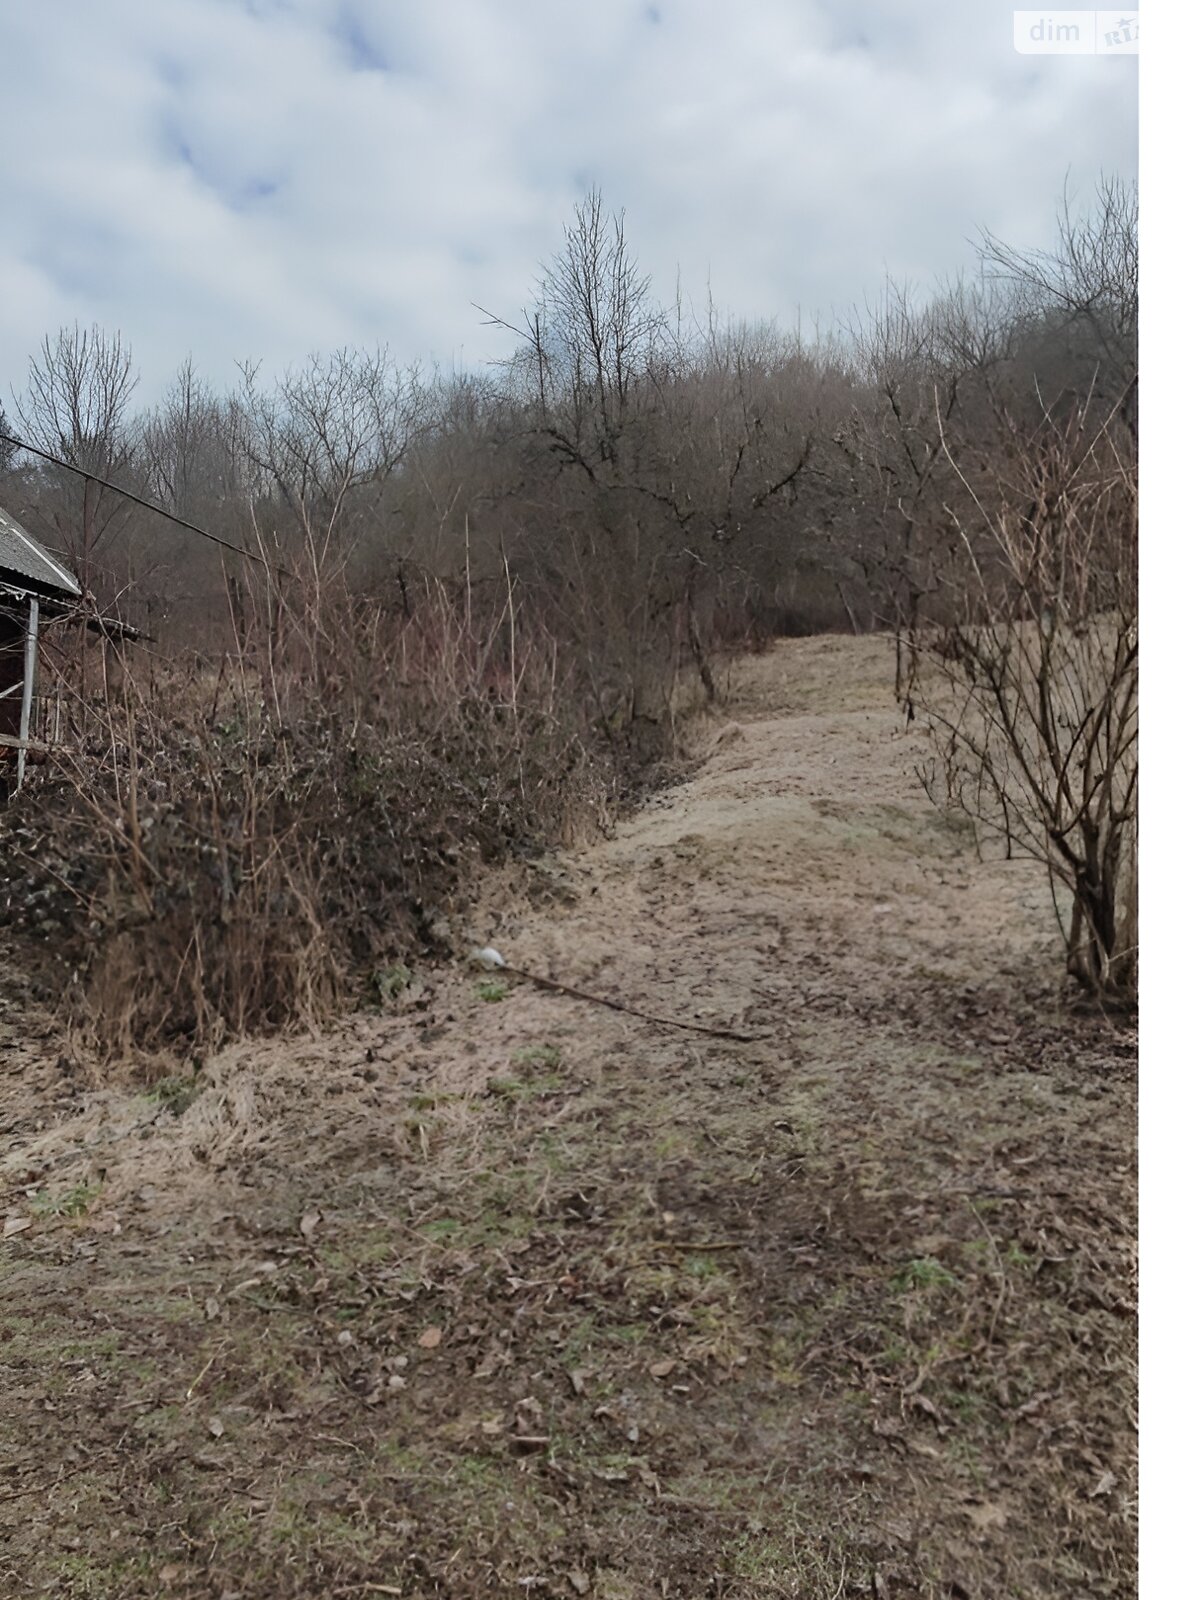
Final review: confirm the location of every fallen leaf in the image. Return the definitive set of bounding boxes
[568,1571,591,1595]
[417,1326,443,1350]
[299,1209,322,1241]
[1089,1471,1117,1498]
[649,1359,677,1380]
[208,1415,225,1439]
[204,1297,221,1321]
[964,1500,1007,1531]
[568,1368,587,1396]
[3,1215,31,1238]
[912,1235,956,1257]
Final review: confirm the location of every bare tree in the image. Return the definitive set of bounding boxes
[16,323,141,591]
[483,189,666,469]
[0,400,17,473]
[477,198,849,708]
[978,175,1137,430]
[239,348,424,575]
[142,358,226,517]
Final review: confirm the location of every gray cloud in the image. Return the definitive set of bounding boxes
[0,0,1137,399]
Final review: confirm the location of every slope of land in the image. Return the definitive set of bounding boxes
[0,634,1136,1599]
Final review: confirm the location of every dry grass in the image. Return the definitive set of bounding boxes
[0,635,1135,1599]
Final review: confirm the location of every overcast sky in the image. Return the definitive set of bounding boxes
[0,0,1137,403]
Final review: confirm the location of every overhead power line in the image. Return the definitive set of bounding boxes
[0,428,282,574]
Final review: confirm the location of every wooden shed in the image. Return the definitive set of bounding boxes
[0,505,81,796]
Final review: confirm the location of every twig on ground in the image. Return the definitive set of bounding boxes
[511,962,764,1042]
[472,949,763,1043]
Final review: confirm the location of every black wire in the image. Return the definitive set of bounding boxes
[0,428,290,578]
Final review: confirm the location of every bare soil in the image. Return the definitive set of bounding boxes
[0,634,1136,1599]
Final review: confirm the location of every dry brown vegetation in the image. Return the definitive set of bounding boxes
[0,637,1136,1598]
[4,570,627,1057]
[0,186,1136,1593]
[1,181,1137,1043]
[911,410,1137,999]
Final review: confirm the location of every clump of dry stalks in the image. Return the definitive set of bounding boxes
[2,565,630,1057]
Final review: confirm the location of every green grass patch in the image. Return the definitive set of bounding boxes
[488,1072,564,1101]
[512,1043,562,1069]
[29,1181,102,1218]
[373,961,413,1002]
[890,1257,957,1293]
[685,1252,723,1280]
[143,1074,204,1117]
[418,1217,463,1242]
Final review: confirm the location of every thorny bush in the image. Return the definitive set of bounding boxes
[1,574,628,1057]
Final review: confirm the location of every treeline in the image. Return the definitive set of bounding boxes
[3,180,1135,699]
[0,178,1137,1049]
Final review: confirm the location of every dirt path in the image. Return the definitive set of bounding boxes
[1,635,1136,1599]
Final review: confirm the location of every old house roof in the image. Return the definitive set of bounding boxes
[0,505,81,600]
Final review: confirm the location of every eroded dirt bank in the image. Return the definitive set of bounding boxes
[1,635,1135,1598]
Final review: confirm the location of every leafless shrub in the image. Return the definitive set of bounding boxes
[3,563,617,1057]
[910,401,1137,1000]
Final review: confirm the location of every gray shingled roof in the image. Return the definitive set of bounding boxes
[0,504,81,598]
